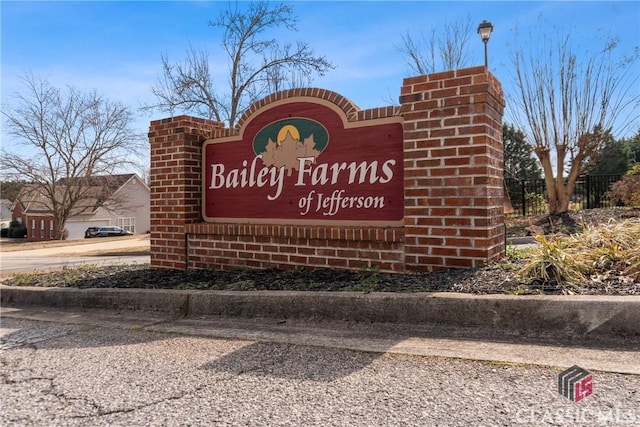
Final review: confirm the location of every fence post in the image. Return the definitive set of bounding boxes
[585,175,591,209]
[521,180,526,217]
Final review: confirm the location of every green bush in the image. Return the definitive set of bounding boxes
[8,221,27,238]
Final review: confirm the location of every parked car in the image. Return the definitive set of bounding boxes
[85,226,133,238]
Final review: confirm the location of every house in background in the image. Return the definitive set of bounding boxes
[0,199,13,230]
[11,174,150,241]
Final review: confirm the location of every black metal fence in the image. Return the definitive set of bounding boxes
[505,174,622,217]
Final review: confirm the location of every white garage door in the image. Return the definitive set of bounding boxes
[65,220,110,240]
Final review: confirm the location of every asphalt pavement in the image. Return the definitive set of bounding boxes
[1,309,639,426]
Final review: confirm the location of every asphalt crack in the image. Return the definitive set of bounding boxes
[66,376,236,421]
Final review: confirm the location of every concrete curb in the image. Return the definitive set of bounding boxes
[2,285,639,339]
[507,236,536,245]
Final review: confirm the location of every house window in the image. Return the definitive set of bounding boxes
[49,221,54,239]
[40,220,45,238]
[31,220,35,238]
[118,217,135,233]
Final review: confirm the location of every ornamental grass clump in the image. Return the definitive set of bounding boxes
[625,253,640,281]
[573,219,640,278]
[517,234,587,289]
[518,218,640,290]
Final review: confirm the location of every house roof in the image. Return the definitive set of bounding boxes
[57,174,136,189]
[13,174,143,216]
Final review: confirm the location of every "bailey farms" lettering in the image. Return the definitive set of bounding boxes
[209,156,396,202]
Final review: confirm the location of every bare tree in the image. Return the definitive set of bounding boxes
[144,1,333,128]
[398,15,474,75]
[1,72,144,239]
[511,34,639,214]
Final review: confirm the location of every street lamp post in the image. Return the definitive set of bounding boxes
[477,20,494,68]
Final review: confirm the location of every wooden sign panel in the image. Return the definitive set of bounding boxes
[203,100,403,224]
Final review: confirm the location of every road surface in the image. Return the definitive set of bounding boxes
[0,236,150,275]
[1,309,639,426]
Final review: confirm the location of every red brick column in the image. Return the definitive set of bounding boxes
[148,116,222,269]
[401,66,505,271]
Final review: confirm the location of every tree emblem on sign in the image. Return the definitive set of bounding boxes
[254,119,329,176]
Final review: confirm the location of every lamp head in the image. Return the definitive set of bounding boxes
[477,20,494,42]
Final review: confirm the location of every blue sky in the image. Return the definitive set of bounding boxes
[2,0,639,154]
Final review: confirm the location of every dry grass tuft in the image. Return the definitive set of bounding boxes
[518,219,640,290]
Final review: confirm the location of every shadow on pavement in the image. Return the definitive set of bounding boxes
[200,341,379,382]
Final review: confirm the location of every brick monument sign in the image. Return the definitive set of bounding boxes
[148,66,505,273]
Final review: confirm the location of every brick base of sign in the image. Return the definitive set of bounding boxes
[148,66,505,274]
[184,223,405,272]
